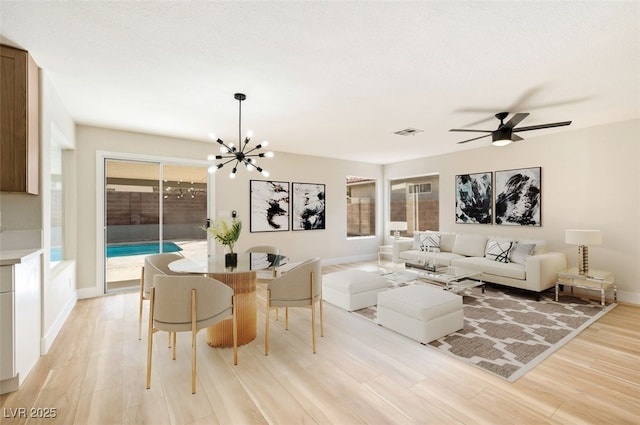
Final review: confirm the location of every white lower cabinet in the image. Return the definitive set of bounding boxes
[0,252,41,394]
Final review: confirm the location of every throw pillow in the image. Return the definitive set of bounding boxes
[412,231,441,252]
[485,240,513,263]
[420,232,441,252]
[509,243,536,265]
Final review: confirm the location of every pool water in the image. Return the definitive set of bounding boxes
[106,242,182,258]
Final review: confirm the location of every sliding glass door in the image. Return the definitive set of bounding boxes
[104,159,208,293]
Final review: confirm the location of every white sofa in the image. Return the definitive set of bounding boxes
[392,231,567,298]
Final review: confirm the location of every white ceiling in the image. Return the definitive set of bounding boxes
[1,1,639,165]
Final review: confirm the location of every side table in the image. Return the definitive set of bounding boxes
[378,245,393,265]
[556,267,616,306]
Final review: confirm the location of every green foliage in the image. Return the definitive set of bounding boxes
[203,218,242,254]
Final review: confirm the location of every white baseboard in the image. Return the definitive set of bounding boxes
[77,286,103,299]
[41,291,78,354]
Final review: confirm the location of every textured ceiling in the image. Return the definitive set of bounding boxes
[1,1,638,164]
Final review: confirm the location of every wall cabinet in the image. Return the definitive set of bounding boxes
[0,44,39,194]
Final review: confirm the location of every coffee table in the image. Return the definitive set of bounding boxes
[391,263,484,293]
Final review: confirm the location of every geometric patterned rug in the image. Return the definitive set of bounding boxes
[352,278,617,382]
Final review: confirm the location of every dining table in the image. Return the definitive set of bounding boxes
[168,252,288,348]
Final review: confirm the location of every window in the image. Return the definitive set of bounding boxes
[389,175,439,237]
[50,140,64,266]
[346,176,376,237]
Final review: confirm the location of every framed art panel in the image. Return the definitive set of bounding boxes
[495,166,541,226]
[292,182,326,230]
[250,180,290,232]
[455,172,492,224]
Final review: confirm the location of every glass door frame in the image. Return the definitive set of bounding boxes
[96,151,214,296]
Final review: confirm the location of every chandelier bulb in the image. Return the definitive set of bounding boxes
[265,151,274,158]
[207,165,217,174]
[261,169,270,177]
[207,154,216,161]
[246,130,253,139]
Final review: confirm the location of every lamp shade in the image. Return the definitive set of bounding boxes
[565,229,602,246]
[388,221,408,231]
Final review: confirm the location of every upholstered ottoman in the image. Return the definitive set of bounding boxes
[322,270,389,311]
[377,285,463,343]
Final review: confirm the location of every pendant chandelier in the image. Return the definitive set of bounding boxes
[207,93,273,179]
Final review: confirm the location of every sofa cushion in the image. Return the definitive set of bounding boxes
[452,257,526,280]
[412,231,441,252]
[485,240,513,263]
[516,238,547,255]
[509,242,536,265]
[439,232,457,253]
[452,233,488,257]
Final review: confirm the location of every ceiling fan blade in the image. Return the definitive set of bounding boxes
[511,134,524,142]
[457,134,491,144]
[449,129,492,133]
[503,113,529,129]
[513,121,572,132]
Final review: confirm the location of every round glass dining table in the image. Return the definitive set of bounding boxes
[168,252,288,348]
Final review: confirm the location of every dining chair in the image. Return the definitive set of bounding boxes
[264,257,323,355]
[245,245,281,282]
[146,275,237,394]
[138,252,183,340]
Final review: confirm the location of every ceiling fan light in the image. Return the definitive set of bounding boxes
[492,138,512,147]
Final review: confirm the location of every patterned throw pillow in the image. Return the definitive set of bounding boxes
[485,240,513,263]
[419,232,441,252]
[509,243,536,265]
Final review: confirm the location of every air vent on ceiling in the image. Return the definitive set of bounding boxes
[394,128,423,136]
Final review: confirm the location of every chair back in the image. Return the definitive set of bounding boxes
[152,275,233,332]
[245,245,280,255]
[268,257,321,307]
[143,252,183,295]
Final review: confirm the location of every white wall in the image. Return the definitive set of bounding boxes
[39,72,77,352]
[74,126,383,294]
[384,119,640,304]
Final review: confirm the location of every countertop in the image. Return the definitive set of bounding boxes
[0,248,44,266]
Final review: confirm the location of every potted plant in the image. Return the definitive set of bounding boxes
[205,218,242,266]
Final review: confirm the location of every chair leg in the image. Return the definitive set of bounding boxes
[285,307,289,330]
[191,289,197,394]
[232,295,238,365]
[172,332,177,360]
[146,288,155,389]
[311,298,316,354]
[265,289,271,356]
[320,286,324,338]
[138,267,145,340]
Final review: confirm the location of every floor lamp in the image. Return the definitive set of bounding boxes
[565,229,602,275]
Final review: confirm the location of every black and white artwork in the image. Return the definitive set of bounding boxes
[250,180,289,232]
[455,172,492,224]
[495,167,541,226]
[292,182,326,230]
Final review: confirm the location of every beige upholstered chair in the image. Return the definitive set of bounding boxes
[244,245,280,255]
[245,245,281,281]
[138,252,183,340]
[146,275,237,394]
[265,257,323,355]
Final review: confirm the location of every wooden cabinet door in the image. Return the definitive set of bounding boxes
[0,45,39,194]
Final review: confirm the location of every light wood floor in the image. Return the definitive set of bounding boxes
[2,261,639,425]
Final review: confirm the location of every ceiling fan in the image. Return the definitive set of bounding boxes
[450,112,572,146]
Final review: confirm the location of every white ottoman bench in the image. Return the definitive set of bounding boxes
[322,270,389,311]
[377,285,463,344]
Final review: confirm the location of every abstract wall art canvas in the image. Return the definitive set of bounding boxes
[455,172,492,224]
[495,167,542,226]
[292,182,326,230]
[250,180,290,232]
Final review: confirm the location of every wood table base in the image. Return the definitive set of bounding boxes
[206,271,257,347]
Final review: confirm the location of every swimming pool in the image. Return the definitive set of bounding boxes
[106,242,183,258]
